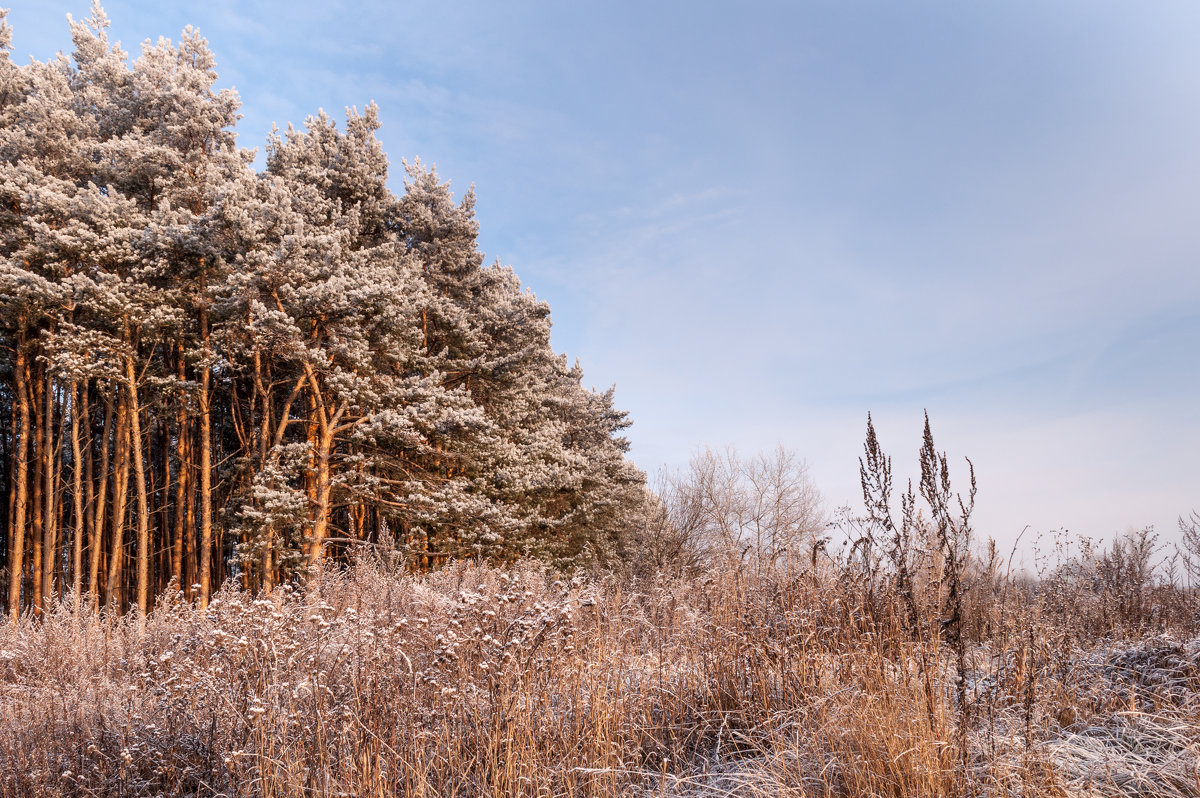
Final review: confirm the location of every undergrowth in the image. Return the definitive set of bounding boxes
[0,544,1196,797]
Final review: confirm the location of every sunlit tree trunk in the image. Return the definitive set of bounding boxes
[7,327,30,621]
[107,389,130,611]
[184,424,197,598]
[81,384,94,594]
[309,425,335,566]
[30,365,44,615]
[125,336,151,616]
[198,303,213,608]
[70,380,84,606]
[50,381,65,602]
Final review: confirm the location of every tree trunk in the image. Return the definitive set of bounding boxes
[41,369,57,608]
[82,383,94,597]
[107,389,130,611]
[5,375,15,605]
[50,380,66,602]
[7,328,30,621]
[198,306,213,608]
[185,433,196,598]
[307,423,337,567]
[71,380,84,606]
[173,414,189,592]
[125,341,151,616]
[254,347,275,592]
[89,391,113,608]
[155,420,168,595]
[30,365,44,615]
[172,343,188,592]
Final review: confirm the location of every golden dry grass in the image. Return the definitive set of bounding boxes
[0,553,1196,797]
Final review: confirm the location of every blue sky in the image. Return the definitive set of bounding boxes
[10,1,1200,554]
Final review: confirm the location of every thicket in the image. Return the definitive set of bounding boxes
[0,6,644,619]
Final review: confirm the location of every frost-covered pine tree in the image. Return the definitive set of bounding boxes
[395,161,644,564]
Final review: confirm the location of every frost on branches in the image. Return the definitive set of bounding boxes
[0,5,644,616]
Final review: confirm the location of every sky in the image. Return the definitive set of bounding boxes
[9,1,1200,558]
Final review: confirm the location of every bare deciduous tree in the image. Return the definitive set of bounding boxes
[664,445,823,575]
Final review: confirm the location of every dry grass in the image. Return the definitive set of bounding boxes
[0,550,1197,797]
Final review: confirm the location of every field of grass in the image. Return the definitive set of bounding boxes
[1,534,1197,797]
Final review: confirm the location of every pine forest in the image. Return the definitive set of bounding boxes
[0,7,644,619]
